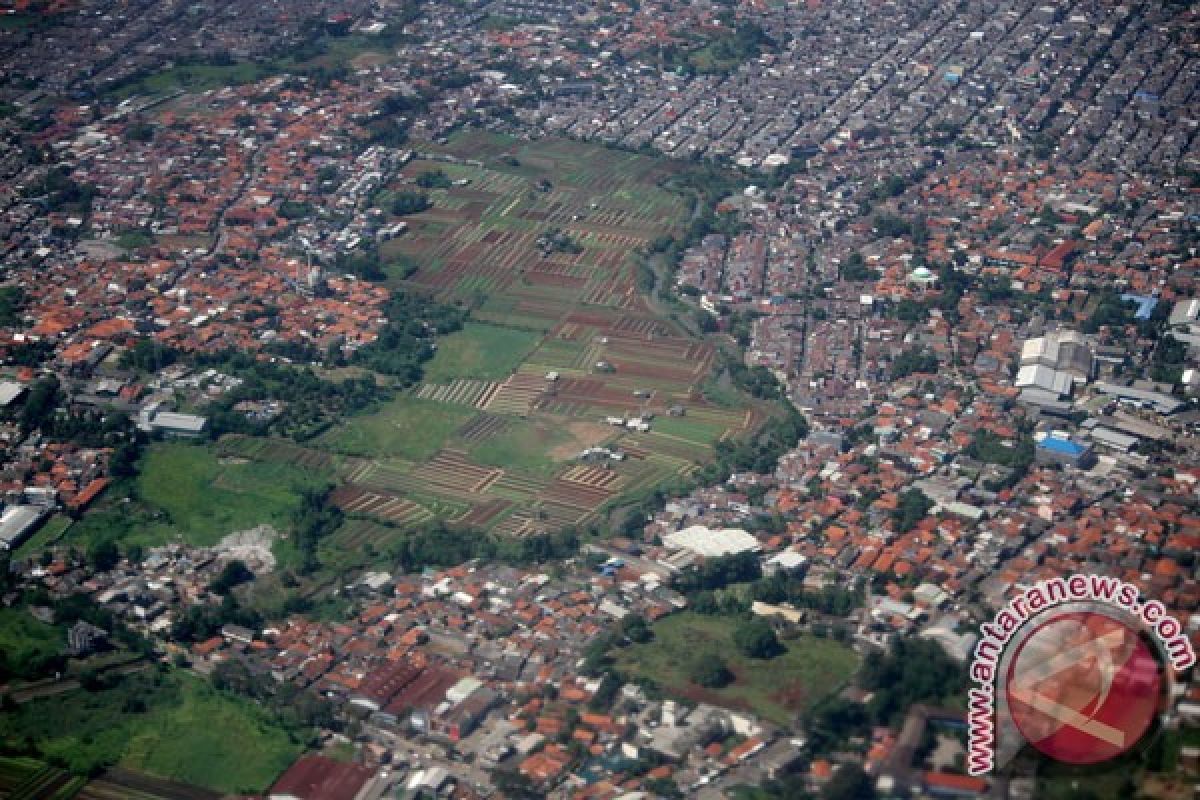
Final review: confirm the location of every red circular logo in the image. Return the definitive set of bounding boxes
[1006,611,1162,765]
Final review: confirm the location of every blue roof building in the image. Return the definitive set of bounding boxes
[1120,293,1158,321]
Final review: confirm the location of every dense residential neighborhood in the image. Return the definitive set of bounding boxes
[0,0,1198,798]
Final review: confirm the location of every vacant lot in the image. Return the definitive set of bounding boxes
[614,612,859,725]
[64,443,327,552]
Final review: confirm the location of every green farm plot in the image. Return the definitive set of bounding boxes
[296,132,758,536]
[314,396,474,460]
[647,415,730,446]
[0,671,301,794]
[0,607,65,679]
[66,443,328,551]
[0,758,84,800]
[318,518,409,570]
[614,612,859,725]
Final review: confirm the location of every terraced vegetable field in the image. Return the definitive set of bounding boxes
[226,132,757,541]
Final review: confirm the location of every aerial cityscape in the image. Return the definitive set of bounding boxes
[0,0,1197,798]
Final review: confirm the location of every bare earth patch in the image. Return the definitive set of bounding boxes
[548,420,618,461]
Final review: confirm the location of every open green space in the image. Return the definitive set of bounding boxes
[650,415,730,446]
[0,607,65,680]
[465,418,572,476]
[251,131,758,536]
[106,62,272,101]
[0,670,301,794]
[614,612,859,725]
[422,322,540,383]
[103,33,396,101]
[314,395,473,460]
[65,443,328,551]
[13,513,72,558]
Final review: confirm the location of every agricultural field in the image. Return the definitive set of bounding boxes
[0,671,301,795]
[0,756,221,800]
[613,612,860,726]
[224,132,759,542]
[63,442,330,553]
[0,757,85,800]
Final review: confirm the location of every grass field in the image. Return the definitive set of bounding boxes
[466,417,572,476]
[315,396,474,460]
[135,443,328,546]
[614,612,859,726]
[423,322,541,383]
[13,513,72,558]
[104,34,392,101]
[0,670,300,795]
[0,607,64,678]
[650,415,731,445]
[64,443,328,551]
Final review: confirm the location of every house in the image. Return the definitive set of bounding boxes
[269,755,376,800]
[0,505,47,551]
[137,408,208,438]
[67,620,109,656]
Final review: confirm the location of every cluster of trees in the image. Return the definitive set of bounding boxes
[709,406,809,476]
[537,227,584,255]
[733,618,783,659]
[0,286,25,327]
[351,289,466,381]
[892,488,934,533]
[1082,292,1141,334]
[390,191,432,216]
[292,488,344,574]
[21,166,95,213]
[728,362,786,401]
[749,574,864,617]
[839,253,873,282]
[385,522,581,573]
[888,348,939,379]
[1151,334,1188,385]
[966,429,1035,473]
[210,559,255,595]
[120,339,180,372]
[688,655,733,688]
[18,376,60,434]
[676,551,761,592]
[209,659,336,736]
[872,212,915,239]
[171,592,263,642]
[4,374,140,469]
[278,200,314,220]
[859,638,962,724]
[335,246,387,281]
[200,353,385,441]
[415,169,452,189]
